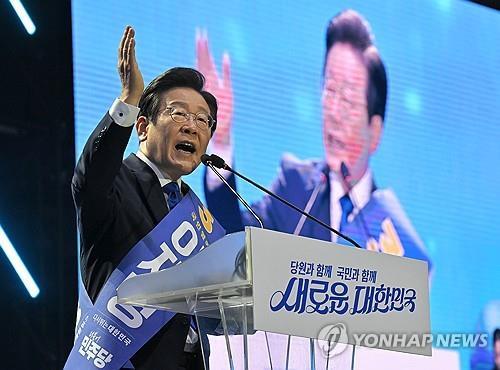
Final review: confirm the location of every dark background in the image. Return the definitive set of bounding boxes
[0,0,497,369]
[0,1,76,369]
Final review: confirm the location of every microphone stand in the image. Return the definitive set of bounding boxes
[205,161,263,229]
[203,158,274,370]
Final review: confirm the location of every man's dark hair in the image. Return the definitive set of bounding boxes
[324,9,388,122]
[138,67,218,135]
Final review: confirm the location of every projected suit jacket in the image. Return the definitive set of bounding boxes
[204,153,432,269]
[72,113,206,370]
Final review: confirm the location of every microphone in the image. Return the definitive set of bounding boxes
[203,154,362,249]
[339,162,372,242]
[204,153,227,170]
[201,154,264,228]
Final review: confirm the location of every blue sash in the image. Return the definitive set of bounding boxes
[64,190,225,369]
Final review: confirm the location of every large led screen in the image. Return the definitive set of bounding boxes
[72,1,500,369]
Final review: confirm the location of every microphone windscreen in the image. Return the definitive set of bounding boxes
[200,154,211,165]
[210,154,227,169]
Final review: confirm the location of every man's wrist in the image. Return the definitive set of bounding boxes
[119,93,141,107]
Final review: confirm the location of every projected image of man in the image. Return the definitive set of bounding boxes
[201,10,431,266]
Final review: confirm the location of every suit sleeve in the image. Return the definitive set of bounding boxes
[71,113,133,241]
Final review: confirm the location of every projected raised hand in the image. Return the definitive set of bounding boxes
[118,26,144,106]
[196,30,233,147]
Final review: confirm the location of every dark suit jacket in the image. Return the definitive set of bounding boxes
[72,113,204,370]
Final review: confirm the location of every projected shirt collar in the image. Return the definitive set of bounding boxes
[329,168,373,241]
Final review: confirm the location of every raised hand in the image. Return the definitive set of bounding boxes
[118,26,144,106]
[196,29,233,146]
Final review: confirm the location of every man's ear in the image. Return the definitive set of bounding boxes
[136,116,149,142]
[369,114,383,154]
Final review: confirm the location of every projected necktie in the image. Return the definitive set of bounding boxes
[162,182,182,211]
[339,193,354,233]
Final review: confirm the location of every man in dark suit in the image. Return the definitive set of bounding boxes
[71,26,218,369]
[199,10,431,267]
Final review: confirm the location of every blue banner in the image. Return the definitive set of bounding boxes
[64,190,225,369]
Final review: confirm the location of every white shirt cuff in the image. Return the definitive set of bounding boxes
[205,139,234,191]
[109,98,140,127]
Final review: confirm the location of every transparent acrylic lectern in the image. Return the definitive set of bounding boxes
[117,227,430,370]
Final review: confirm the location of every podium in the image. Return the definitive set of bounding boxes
[117,227,430,369]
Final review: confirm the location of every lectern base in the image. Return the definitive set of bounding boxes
[194,298,355,370]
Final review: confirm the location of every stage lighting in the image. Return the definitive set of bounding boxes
[0,224,40,298]
[9,0,36,35]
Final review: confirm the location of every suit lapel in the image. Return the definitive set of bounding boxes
[180,181,191,197]
[124,154,168,224]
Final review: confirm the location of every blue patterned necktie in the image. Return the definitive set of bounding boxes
[162,182,182,211]
[339,193,354,232]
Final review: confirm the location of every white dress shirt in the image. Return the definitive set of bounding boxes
[109,98,140,127]
[135,150,182,196]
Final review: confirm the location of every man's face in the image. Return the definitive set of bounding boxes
[322,42,381,184]
[138,87,212,180]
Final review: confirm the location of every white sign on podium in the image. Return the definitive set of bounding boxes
[250,228,431,356]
